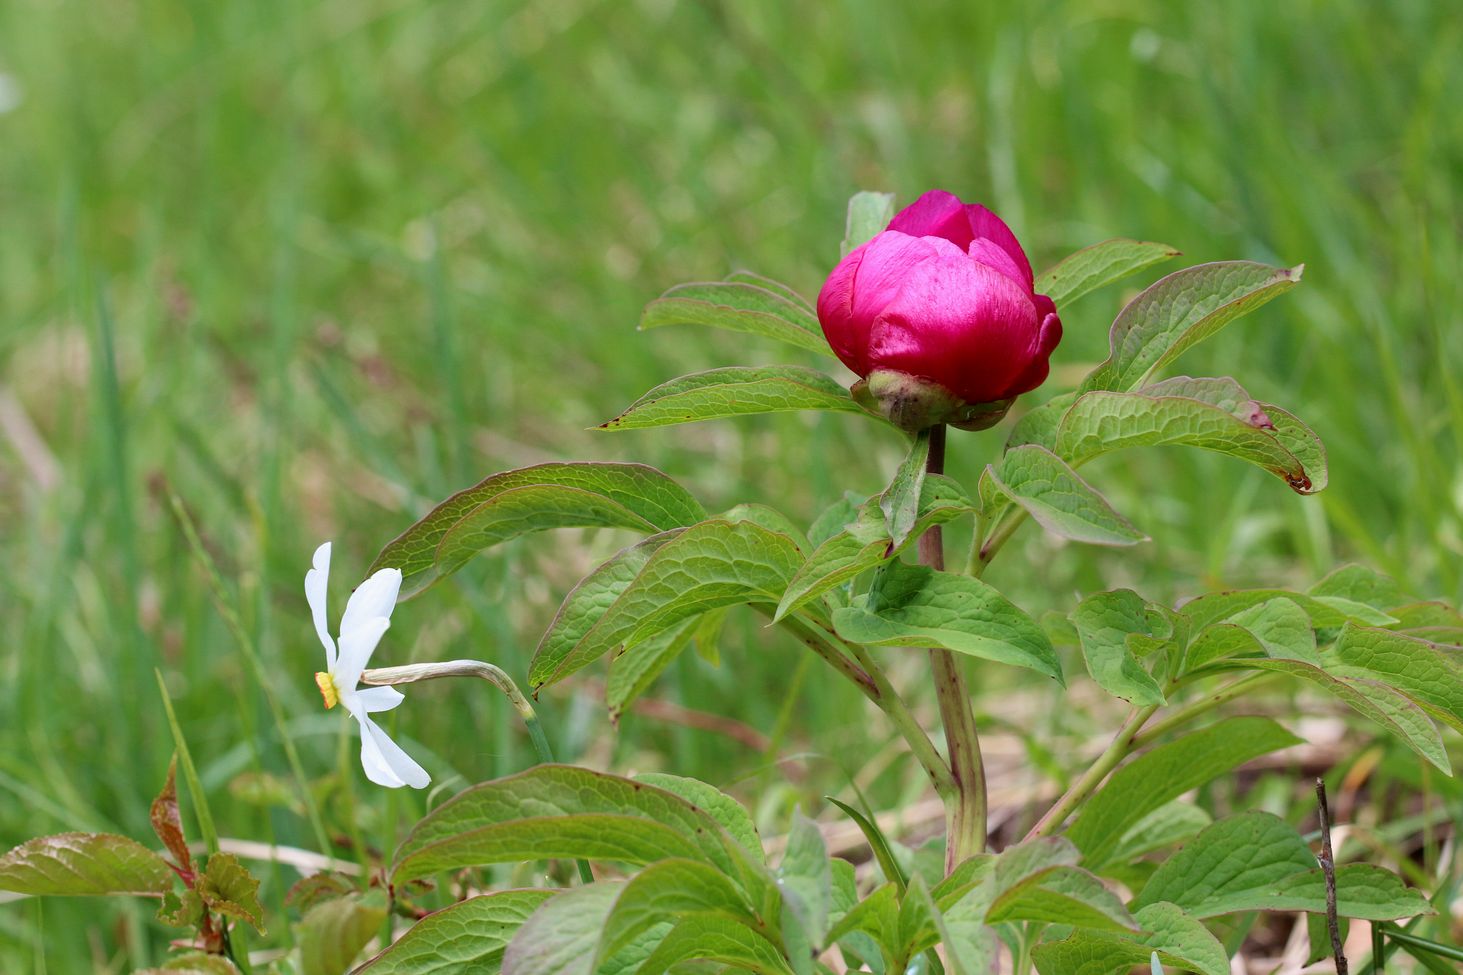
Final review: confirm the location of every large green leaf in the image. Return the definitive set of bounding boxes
[985,865,1136,932]
[1082,261,1303,392]
[1054,390,1320,494]
[1256,864,1433,920]
[1132,812,1318,917]
[777,811,832,948]
[501,882,623,975]
[371,463,705,597]
[1034,238,1181,307]
[356,890,554,974]
[1070,590,1169,706]
[530,531,682,688]
[639,279,832,356]
[982,445,1145,546]
[598,366,863,431]
[1106,802,1212,865]
[298,891,387,975]
[636,914,795,975]
[391,766,746,886]
[775,476,977,622]
[594,859,759,968]
[1067,717,1301,867]
[1324,623,1463,732]
[843,191,895,256]
[1309,564,1407,611]
[0,832,174,897]
[566,519,803,679]
[1032,902,1229,975]
[1220,656,1449,772]
[605,619,698,719]
[1007,392,1077,452]
[633,773,763,863]
[832,561,1062,683]
[722,270,815,313]
[1177,588,1356,631]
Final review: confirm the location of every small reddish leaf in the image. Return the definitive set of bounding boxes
[151,755,194,882]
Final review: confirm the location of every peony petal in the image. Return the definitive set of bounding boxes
[356,713,430,789]
[335,617,390,691]
[963,204,1033,289]
[305,542,336,669]
[968,238,1029,290]
[1001,297,1063,399]
[352,685,406,713]
[816,243,870,376]
[340,567,402,643]
[867,250,1044,405]
[887,190,974,249]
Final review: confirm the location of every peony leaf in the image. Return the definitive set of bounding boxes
[880,428,931,551]
[500,882,623,975]
[0,832,173,898]
[355,889,554,973]
[1082,261,1303,392]
[371,462,705,598]
[777,810,832,947]
[1031,902,1229,975]
[983,445,1147,546]
[391,765,753,888]
[558,519,803,691]
[594,858,760,969]
[1054,390,1321,494]
[640,279,832,356]
[775,475,976,622]
[1135,812,1431,920]
[530,531,682,688]
[633,773,763,863]
[1324,623,1463,733]
[1070,589,1169,706]
[635,913,795,975]
[598,365,864,430]
[1067,717,1301,867]
[833,561,1061,683]
[1034,238,1180,307]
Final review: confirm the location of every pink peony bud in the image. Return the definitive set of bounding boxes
[817,190,1062,432]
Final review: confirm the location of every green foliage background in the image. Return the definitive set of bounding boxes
[0,0,1458,966]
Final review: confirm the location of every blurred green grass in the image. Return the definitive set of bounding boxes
[1,0,1459,965]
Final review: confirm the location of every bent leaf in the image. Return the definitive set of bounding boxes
[1325,624,1463,732]
[355,889,554,973]
[1032,902,1228,975]
[637,913,795,975]
[1054,390,1319,494]
[982,445,1146,547]
[833,561,1062,683]
[501,882,621,975]
[598,366,863,430]
[372,463,705,598]
[1067,717,1301,867]
[1082,261,1303,392]
[298,891,387,975]
[640,280,832,356]
[1132,811,1318,917]
[1034,238,1181,307]
[595,859,757,968]
[0,832,174,897]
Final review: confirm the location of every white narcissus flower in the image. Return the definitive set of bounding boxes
[305,542,430,789]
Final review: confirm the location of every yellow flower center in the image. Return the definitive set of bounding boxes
[314,671,340,710]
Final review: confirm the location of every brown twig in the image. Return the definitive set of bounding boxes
[1316,777,1349,974]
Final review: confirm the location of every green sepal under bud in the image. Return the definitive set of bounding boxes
[852,369,1014,434]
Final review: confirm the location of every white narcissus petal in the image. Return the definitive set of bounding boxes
[305,542,336,669]
[335,617,390,691]
[356,714,430,789]
[352,685,405,713]
[340,567,402,642]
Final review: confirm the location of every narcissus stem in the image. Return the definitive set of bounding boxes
[924,424,988,869]
[361,660,593,883]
